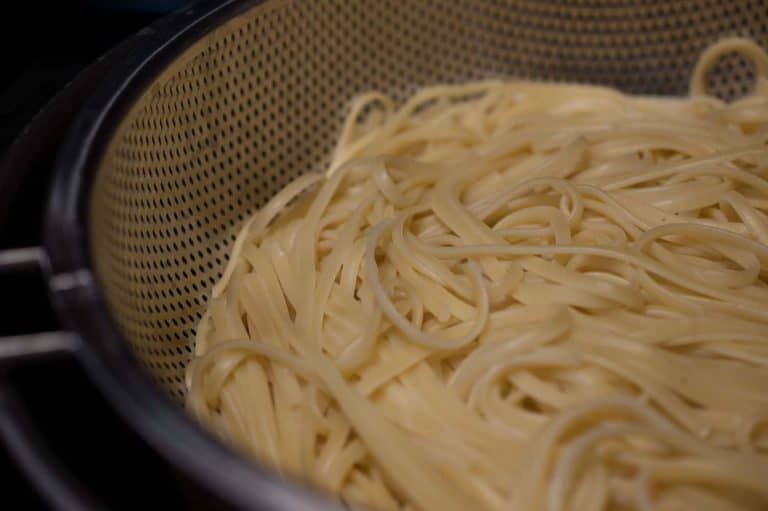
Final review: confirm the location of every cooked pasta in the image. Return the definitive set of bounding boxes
[186,38,768,511]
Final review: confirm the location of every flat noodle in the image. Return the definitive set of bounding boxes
[187,38,768,511]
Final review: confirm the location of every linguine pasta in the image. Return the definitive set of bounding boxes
[186,38,768,511]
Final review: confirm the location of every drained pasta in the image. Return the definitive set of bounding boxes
[187,38,768,511]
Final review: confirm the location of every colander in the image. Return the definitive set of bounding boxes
[1,0,767,509]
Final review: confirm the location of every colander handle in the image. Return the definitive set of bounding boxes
[0,247,82,362]
[0,246,101,510]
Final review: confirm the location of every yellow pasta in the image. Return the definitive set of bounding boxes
[187,38,768,511]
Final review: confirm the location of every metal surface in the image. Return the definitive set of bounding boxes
[85,0,768,400]
[0,333,80,365]
[0,247,49,275]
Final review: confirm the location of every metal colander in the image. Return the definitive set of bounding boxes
[86,0,768,403]
[0,0,751,509]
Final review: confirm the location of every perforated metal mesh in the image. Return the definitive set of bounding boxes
[89,0,768,400]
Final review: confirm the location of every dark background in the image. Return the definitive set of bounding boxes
[1,2,192,509]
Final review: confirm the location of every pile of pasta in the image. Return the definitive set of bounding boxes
[187,38,768,511]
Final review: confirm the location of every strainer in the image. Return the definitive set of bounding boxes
[1,0,767,509]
